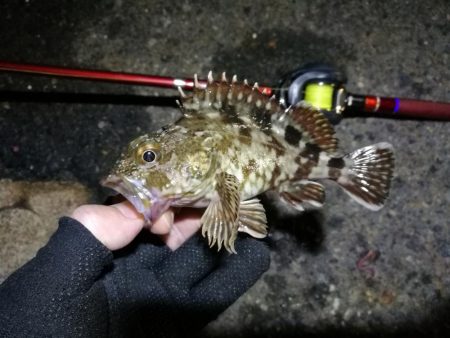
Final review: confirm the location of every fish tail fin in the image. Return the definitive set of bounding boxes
[333,142,394,210]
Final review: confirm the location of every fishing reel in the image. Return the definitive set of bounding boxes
[278,64,347,124]
[277,63,450,122]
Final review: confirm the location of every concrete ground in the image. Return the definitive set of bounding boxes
[0,1,449,337]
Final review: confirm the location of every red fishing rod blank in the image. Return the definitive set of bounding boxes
[0,61,273,95]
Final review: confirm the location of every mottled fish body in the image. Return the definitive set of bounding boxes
[103,72,394,253]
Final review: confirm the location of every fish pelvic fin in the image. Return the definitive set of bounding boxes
[331,142,394,210]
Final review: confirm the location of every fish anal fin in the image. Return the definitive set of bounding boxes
[238,198,268,239]
[201,172,240,253]
[278,180,325,211]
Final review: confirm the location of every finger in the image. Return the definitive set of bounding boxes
[112,202,172,266]
[138,208,202,270]
[111,200,144,220]
[149,209,174,235]
[109,201,146,244]
[129,237,172,269]
[71,203,145,251]
[162,208,203,250]
[190,236,270,310]
[157,233,222,291]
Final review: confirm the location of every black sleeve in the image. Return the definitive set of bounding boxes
[0,217,114,338]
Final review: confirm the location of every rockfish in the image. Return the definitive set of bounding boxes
[102,72,394,253]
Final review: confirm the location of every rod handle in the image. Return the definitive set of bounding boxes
[348,94,450,120]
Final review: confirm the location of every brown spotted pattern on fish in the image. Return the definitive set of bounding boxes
[102,72,394,253]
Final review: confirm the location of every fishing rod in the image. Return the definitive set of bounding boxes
[277,64,450,123]
[0,61,449,122]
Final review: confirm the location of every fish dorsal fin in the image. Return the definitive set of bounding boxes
[180,72,284,129]
[281,102,338,153]
[179,72,337,153]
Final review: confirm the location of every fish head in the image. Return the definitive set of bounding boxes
[101,125,217,223]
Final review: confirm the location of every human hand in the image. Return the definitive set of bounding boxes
[69,201,270,336]
[71,201,202,251]
[1,201,270,338]
[103,230,270,336]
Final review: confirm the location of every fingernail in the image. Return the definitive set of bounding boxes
[162,209,174,229]
[115,201,143,220]
[148,209,175,234]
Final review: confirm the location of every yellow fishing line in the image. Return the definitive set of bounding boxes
[304,83,334,111]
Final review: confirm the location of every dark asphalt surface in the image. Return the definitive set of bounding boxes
[0,1,449,337]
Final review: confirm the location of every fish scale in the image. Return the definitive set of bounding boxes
[103,72,394,253]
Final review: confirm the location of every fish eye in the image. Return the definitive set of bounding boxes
[142,150,157,163]
[135,142,160,164]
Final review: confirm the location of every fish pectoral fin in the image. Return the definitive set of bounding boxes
[238,198,268,239]
[201,172,240,253]
[278,180,325,212]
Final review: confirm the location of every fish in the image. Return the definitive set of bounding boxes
[102,72,394,253]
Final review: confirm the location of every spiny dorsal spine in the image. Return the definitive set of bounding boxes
[180,72,338,153]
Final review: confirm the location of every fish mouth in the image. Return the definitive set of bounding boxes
[101,175,171,223]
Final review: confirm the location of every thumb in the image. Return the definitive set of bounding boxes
[71,202,145,251]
